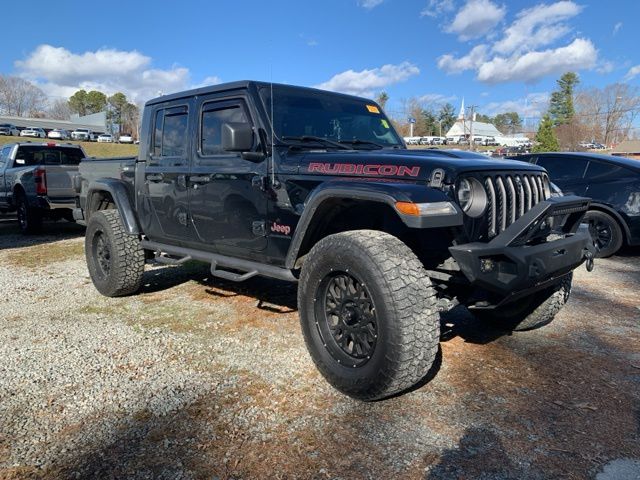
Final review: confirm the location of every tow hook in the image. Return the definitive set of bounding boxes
[584,250,595,272]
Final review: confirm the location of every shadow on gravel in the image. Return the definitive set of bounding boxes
[0,215,85,250]
[439,305,511,346]
[425,427,544,480]
[139,261,298,312]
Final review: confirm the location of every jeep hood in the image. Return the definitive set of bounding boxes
[294,149,544,183]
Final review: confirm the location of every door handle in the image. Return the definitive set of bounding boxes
[146,173,164,182]
[189,175,211,185]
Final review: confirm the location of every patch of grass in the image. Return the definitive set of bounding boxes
[0,135,138,158]
[5,240,84,268]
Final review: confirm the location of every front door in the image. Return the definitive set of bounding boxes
[138,101,194,244]
[188,95,268,255]
[535,155,589,196]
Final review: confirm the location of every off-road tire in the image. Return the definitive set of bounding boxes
[477,273,573,331]
[15,191,42,234]
[85,209,145,297]
[298,230,440,401]
[584,210,623,258]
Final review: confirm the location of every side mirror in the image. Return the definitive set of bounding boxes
[222,122,253,152]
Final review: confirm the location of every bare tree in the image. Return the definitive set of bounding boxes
[48,99,72,120]
[575,83,640,146]
[0,75,48,117]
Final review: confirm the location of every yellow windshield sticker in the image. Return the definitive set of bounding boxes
[381,119,390,129]
[366,105,380,114]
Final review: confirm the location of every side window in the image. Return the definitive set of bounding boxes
[585,161,625,181]
[536,156,588,181]
[151,106,189,162]
[200,101,249,157]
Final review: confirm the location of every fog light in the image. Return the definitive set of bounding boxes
[480,258,495,273]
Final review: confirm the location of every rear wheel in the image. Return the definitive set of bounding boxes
[15,191,42,234]
[85,210,145,297]
[298,230,440,401]
[475,273,572,331]
[584,210,623,258]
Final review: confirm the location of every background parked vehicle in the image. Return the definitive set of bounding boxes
[511,152,640,257]
[71,128,96,141]
[0,124,20,136]
[20,127,46,138]
[97,134,114,143]
[47,129,70,140]
[0,142,86,233]
[118,133,134,144]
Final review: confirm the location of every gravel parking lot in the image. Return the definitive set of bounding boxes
[0,215,639,479]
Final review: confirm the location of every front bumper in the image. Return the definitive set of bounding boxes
[449,196,596,300]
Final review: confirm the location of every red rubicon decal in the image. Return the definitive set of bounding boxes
[308,162,420,177]
[271,222,291,236]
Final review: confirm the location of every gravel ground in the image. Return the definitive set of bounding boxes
[0,216,639,479]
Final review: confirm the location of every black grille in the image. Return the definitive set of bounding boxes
[484,173,550,238]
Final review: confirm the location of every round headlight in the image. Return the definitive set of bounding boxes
[456,177,487,218]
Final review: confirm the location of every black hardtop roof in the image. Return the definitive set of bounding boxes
[145,81,376,107]
[518,151,640,171]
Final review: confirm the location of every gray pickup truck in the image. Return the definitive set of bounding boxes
[0,142,86,233]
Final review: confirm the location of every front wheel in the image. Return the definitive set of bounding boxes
[475,273,573,331]
[298,230,440,401]
[85,209,145,297]
[584,210,623,258]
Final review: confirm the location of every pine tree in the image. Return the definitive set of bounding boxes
[533,114,560,152]
[549,72,579,126]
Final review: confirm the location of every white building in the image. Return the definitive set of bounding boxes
[445,99,503,141]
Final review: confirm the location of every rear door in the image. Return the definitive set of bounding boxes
[138,100,195,244]
[534,155,589,196]
[188,94,268,255]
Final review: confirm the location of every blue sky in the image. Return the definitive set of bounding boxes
[2,0,639,125]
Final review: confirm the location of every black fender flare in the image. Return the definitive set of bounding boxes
[86,179,140,234]
[284,180,462,269]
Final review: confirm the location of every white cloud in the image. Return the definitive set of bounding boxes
[358,0,384,9]
[15,44,217,103]
[613,22,622,35]
[315,62,420,97]
[445,0,506,40]
[483,92,550,118]
[420,0,455,17]
[437,45,488,74]
[417,93,458,105]
[476,38,597,84]
[624,65,640,82]
[493,1,583,55]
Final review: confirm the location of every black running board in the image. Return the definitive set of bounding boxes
[140,240,297,283]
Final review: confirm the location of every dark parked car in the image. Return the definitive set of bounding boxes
[511,152,640,257]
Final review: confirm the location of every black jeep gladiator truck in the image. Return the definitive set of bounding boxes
[0,141,86,233]
[75,81,595,401]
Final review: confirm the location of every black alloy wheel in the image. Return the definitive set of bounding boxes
[92,231,112,280]
[316,272,378,366]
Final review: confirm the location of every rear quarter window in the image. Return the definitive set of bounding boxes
[15,146,85,166]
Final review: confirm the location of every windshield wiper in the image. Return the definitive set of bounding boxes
[338,139,386,149]
[282,135,353,150]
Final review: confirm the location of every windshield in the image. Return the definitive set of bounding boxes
[260,86,403,149]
